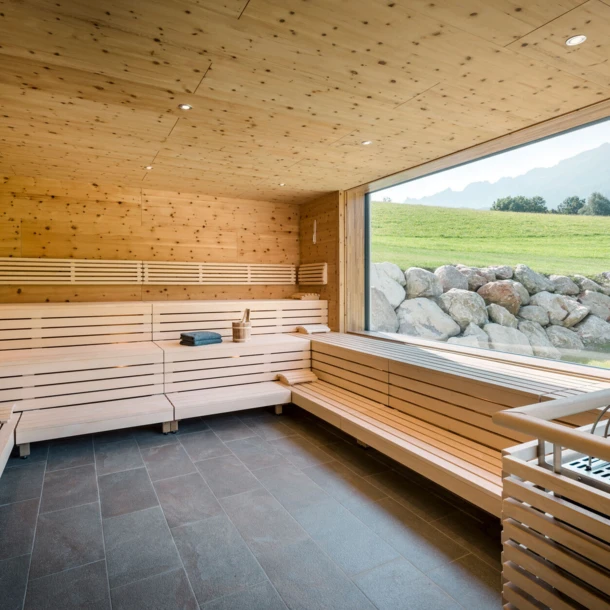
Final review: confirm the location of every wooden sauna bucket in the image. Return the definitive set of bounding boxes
[232,309,252,342]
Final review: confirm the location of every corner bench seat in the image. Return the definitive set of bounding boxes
[292,380,503,516]
[0,408,18,475]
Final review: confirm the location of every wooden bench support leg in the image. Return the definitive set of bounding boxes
[19,443,30,459]
[170,420,179,434]
[162,422,172,435]
[274,404,283,416]
[356,439,369,449]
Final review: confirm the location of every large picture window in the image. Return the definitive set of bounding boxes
[367,119,610,370]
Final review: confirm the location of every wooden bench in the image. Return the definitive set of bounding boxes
[0,405,18,476]
[291,333,609,516]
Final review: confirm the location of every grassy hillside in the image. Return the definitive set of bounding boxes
[371,202,610,276]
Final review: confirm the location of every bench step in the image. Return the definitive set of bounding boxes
[167,381,291,419]
[16,395,174,444]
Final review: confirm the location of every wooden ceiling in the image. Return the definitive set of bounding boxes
[1,0,609,204]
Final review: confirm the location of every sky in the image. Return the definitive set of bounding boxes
[375,118,610,201]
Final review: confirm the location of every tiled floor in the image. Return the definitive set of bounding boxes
[0,405,502,610]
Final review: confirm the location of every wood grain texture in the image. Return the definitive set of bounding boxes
[0,176,299,302]
[1,0,609,203]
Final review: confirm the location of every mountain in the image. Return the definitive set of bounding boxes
[401,143,610,210]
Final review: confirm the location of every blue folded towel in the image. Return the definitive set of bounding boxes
[180,338,222,346]
[180,331,222,342]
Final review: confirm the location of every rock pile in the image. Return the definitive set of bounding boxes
[371,263,610,359]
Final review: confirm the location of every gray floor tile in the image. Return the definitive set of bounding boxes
[173,514,266,606]
[225,436,286,471]
[220,488,308,555]
[110,568,197,610]
[241,414,295,441]
[94,439,144,476]
[104,505,182,589]
[132,425,178,449]
[0,554,30,610]
[324,440,389,477]
[6,441,49,467]
[30,502,104,580]
[354,560,458,610]
[47,436,94,472]
[203,580,287,610]
[428,553,502,609]
[0,461,45,506]
[179,430,231,462]
[205,414,258,442]
[40,463,98,513]
[93,428,135,447]
[257,538,376,610]
[292,496,400,576]
[254,462,329,513]
[154,472,222,528]
[174,416,210,435]
[195,454,262,498]
[282,417,343,446]
[268,435,334,469]
[0,499,39,561]
[303,460,387,512]
[25,559,111,610]
[350,497,468,573]
[98,467,158,519]
[141,443,196,481]
[366,469,456,522]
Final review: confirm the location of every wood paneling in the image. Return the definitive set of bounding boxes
[0,176,299,303]
[344,187,366,332]
[1,0,609,203]
[299,192,342,331]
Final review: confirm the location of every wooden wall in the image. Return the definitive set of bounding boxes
[0,176,299,303]
[299,192,342,331]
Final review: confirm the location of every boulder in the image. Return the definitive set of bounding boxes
[578,290,610,321]
[488,265,513,280]
[447,336,481,348]
[529,291,570,325]
[458,267,488,291]
[440,288,488,331]
[518,321,561,359]
[484,323,534,356]
[561,299,589,327]
[463,323,490,349]
[487,303,518,328]
[405,267,442,299]
[370,264,406,309]
[375,262,406,286]
[396,298,460,341]
[549,275,579,296]
[514,264,554,295]
[370,288,399,333]
[574,315,610,349]
[478,268,497,282]
[546,326,584,351]
[506,280,531,306]
[518,305,549,326]
[434,265,468,292]
[477,280,523,315]
[573,274,604,293]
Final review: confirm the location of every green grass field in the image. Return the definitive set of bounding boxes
[371,202,610,276]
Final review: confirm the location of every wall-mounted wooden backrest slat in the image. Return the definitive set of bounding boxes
[298,263,328,285]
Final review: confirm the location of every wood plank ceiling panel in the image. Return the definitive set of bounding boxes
[0,0,608,203]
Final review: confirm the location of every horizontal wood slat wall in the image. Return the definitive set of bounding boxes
[0,176,300,302]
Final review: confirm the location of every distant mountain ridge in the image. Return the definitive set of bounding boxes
[401,143,610,210]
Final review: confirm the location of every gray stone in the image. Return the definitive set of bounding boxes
[518,321,561,360]
[518,305,549,326]
[514,264,555,295]
[561,298,590,327]
[375,262,406,286]
[440,289,488,331]
[486,304,518,328]
[370,264,406,309]
[573,274,604,293]
[477,280,523,315]
[549,275,580,296]
[578,290,610,321]
[574,315,610,348]
[458,267,488,291]
[405,267,442,299]
[488,265,513,280]
[478,268,496,282]
[434,265,468,292]
[530,291,570,325]
[396,298,460,341]
[370,288,399,333]
[546,326,584,351]
[507,280,531,306]
[463,323,490,349]
[483,323,533,356]
[447,336,481,348]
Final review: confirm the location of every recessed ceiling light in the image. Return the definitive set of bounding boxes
[145,166,153,170]
[279,183,286,186]
[361,140,373,146]
[178,103,193,110]
[566,35,587,46]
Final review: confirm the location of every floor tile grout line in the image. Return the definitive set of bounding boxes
[38,499,100,517]
[92,440,113,610]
